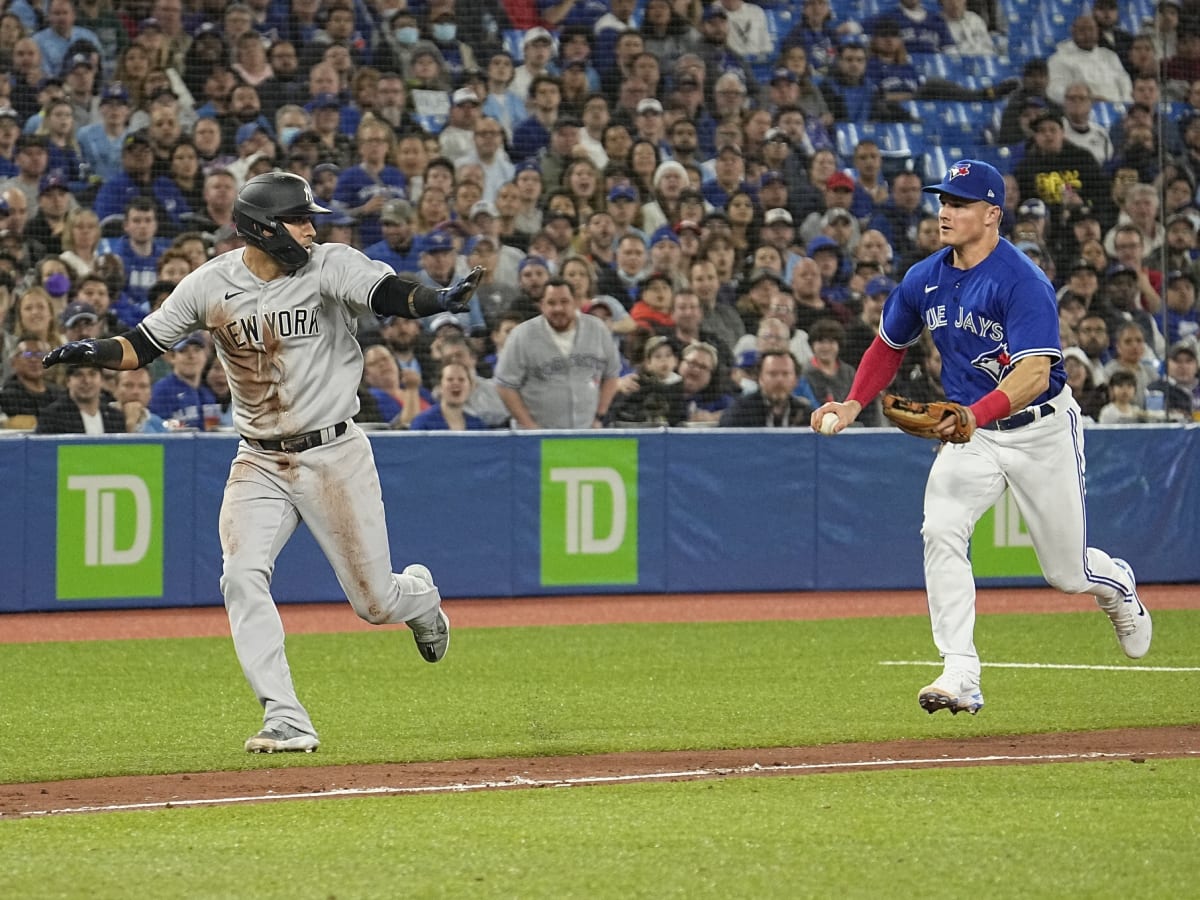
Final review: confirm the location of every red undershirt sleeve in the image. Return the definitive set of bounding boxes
[847,336,907,407]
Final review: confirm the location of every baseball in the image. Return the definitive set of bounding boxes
[820,412,840,436]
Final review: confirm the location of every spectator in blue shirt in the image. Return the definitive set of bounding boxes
[407,360,487,430]
[333,115,407,248]
[97,197,170,324]
[512,75,562,163]
[32,0,103,79]
[868,0,955,56]
[364,198,422,274]
[92,132,188,227]
[781,0,850,74]
[149,332,218,429]
[77,84,132,183]
[819,36,879,123]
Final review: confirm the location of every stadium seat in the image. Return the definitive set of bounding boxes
[750,57,779,84]
[922,146,949,184]
[835,122,860,162]
[764,7,794,43]
[911,53,948,79]
[502,30,524,63]
[1091,101,1128,130]
[414,113,448,135]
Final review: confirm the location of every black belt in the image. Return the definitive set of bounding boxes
[243,421,349,452]
[981,403,1055,432]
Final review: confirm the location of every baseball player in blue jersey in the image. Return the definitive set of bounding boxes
[812,159,1152,715]
[42,172,484,752]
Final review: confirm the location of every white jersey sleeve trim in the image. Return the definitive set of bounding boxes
[1009,346,1063,363]
[138,322,172,354]
[877,325,920,350]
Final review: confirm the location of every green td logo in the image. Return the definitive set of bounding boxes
[56,444,164,599]
[970,488,1041,577]
[540,439,638,586]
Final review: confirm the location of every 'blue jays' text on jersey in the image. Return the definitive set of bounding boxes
[878,240,1067,406]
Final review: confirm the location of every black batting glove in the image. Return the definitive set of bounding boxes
[43,340,102,369]
[438,266,484,313]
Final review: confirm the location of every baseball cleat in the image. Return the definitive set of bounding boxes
[404,564,450,663]
[918,686,985,715]
[918,671,984,715]
[245,723,319,753]
[1098,559,1152,659]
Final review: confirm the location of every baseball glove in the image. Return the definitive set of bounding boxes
[882,394,974,443]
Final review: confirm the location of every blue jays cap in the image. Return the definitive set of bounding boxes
[38,172,70,194]
[514,160,541,176]
[518,255,550,273]
[420,230,455,253]
[172,332,207,351]
[702,6,727,21]
[313,93,341,110]
[464,234,497,254]
[236,122,268,144]
[100,83,129,104]
[865,275,896,296]
[806,234,840,256]
[608,184,638,202]
[63,52,94,74]
[650,225,679,246]
[923,159,1005,207]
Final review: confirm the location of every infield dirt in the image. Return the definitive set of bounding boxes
[3,586,1197,818]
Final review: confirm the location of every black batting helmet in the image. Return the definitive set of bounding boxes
[233,172,330,271]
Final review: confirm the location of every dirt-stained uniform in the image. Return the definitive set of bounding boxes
[139,243,440,744]
[42,173,477,753]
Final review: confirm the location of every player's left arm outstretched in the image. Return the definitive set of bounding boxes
[42,266,488,373]
[369,266,485,319]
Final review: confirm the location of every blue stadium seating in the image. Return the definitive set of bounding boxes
[764,7,795,43]
[921,136,1018,184]
[502,30,524,63]
[1091,101,1128,131]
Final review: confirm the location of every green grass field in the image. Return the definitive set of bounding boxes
[2,610,1198,897]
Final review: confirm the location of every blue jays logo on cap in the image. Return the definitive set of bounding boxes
[420,230,455,253]
[923,158,1005,207]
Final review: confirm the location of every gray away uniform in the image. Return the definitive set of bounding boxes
[138,243,441,738]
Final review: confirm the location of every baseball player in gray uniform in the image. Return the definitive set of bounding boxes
[44,172,483,753]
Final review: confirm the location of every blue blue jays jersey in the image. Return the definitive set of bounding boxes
[879,240,1066,405]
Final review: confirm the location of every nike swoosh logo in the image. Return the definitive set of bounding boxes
[924,285,939,294]
[225,290,244,299]
[1130,595,1146,616]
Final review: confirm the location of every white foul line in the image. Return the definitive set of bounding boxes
[880,661,1200,673]
[18,749,1198,818]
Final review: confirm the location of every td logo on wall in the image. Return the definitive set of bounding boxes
[56,444,164,599]
[970,488,1042,577]
[540,438,638,586]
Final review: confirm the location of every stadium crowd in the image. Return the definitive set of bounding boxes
[2,0,1200,433]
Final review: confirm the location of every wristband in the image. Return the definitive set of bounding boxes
[968,390,1011,428]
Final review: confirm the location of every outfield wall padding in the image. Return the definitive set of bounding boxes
[0,426,1195,612]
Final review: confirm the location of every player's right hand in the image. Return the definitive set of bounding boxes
[43,340,101,368]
